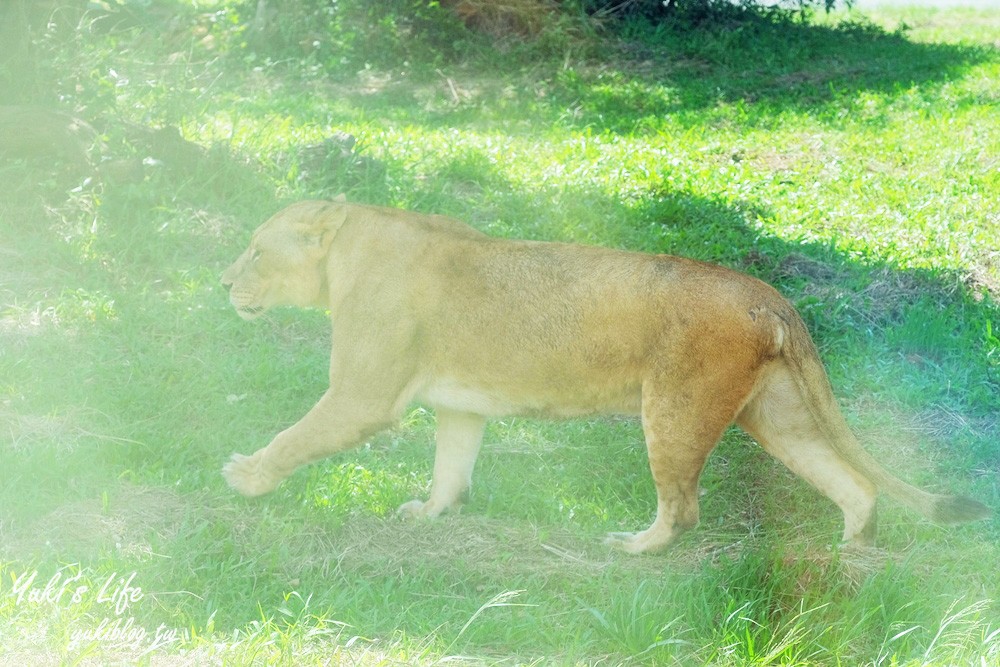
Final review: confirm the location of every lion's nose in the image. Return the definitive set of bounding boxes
[221,276,233,292]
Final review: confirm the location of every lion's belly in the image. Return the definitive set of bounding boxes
[416,377,643,418]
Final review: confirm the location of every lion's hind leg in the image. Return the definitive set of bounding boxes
[736,365,878,545]
[606,375,746,555]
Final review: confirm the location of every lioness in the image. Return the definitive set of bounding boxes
[221,197,989,553]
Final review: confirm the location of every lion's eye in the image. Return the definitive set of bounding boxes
[250,249,262,262]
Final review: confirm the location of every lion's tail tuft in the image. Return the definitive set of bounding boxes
[929,494,992,525]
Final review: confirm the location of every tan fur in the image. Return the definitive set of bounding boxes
[221,198,990,553]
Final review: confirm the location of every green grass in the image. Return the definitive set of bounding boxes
[1,1,999,664]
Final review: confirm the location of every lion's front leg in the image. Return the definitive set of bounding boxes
[398,408,486,519]
[223,449,288,497]
[224,389,396,497]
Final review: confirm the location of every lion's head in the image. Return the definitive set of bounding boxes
[221,199,347,320]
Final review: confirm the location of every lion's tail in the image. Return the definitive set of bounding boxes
[778,309,991,525]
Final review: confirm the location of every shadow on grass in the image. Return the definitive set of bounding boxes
[239,6,999,133]
[549,8,996,129]
[12,0,990,132]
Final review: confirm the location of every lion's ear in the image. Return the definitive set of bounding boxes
[296,200,348,256]
[333,193,347,203]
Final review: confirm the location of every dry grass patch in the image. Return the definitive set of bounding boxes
[444,0,560,39]
[230,512,632,584]
[0,483,187,562]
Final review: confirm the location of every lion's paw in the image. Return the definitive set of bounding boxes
[604,531,644,555]
[222,451,281,497]
[396,499,450,520]
[604,530,672,555]
[396,499,429,519]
